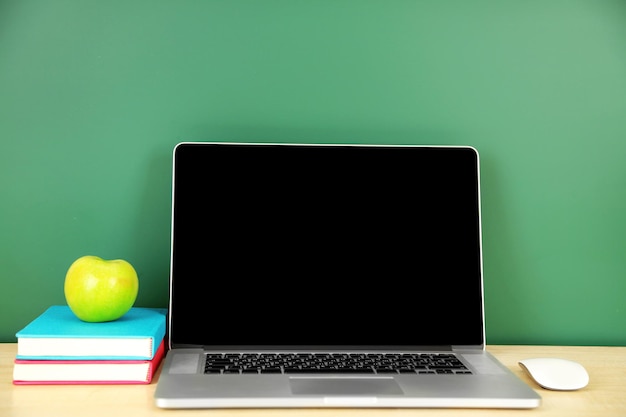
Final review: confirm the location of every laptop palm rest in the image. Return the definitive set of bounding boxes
[289,377,403,395]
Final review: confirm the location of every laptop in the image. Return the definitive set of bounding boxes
[154,141,541,409]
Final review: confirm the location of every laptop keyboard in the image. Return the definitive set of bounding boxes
[204,352,472,375]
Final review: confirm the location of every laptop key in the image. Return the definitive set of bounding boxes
[284,368,375,374]
[260,368,282,373]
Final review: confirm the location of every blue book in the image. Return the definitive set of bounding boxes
[16,305,167,360]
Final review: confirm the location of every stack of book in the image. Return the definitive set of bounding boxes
[12,305,167,385]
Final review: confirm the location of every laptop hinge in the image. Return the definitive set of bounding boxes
[198,345,457,353]
[451,344,485,352]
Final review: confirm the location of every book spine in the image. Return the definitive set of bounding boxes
[13,379,153,385]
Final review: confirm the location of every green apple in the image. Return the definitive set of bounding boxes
[64,255,139,322]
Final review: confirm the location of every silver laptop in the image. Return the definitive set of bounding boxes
[154,142,541,409]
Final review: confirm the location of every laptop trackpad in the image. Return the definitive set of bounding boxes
[290,377,404,396]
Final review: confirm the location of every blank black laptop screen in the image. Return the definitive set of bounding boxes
[169,143,484,349]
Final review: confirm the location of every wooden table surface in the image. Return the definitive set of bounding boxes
[2,344,625,417]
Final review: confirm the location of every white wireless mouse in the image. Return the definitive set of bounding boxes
[519,358,589,391]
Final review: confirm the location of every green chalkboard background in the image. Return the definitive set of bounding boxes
[1,1,625,345]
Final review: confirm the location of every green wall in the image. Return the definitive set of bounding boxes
[1,0,625,345]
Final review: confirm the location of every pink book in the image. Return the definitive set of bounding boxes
[13,339,165,385]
